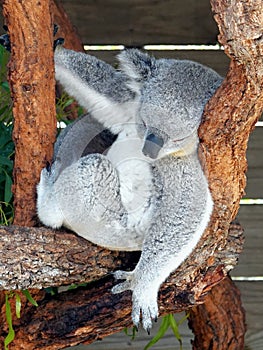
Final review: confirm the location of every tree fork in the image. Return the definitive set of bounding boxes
[0,0,262,349]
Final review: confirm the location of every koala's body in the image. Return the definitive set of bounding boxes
[37,46,223,331]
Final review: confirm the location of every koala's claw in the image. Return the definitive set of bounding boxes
[111,280,131,294]
[54,38,65,50]
[112,270,133,294]
[0,25,64,52]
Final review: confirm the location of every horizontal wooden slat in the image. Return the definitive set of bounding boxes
[85,49,229,76]
[68,282,263,350]
[238,282,263,350]
[245,127,263,198]
[232,205,263,277]
[237,205,263,229]
[61,0,219,46]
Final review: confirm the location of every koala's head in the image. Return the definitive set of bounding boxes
[118,49,222,159]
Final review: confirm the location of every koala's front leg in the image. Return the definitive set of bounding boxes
[54,46,137,132]
[112,228,172,332]
[112,184,213,331]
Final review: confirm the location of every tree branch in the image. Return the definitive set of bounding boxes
[0,223,242,292]
[2,222,242,350]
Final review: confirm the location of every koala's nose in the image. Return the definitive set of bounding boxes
[142,133,164,159]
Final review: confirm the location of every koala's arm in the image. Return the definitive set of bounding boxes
[55,47,137,131]
[112,155,213,331]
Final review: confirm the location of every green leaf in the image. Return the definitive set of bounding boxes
[144,315,170,350]
[15,293,21,319]
[22,290,38,307]
[67,282,88,290]
[63,98,74,108]
[178,312,189,326]
[45,287,58,296]
[4,173,12,203]
[123,326,137,341]
[168,314,182,348]
[1,81,10,92]
[0,156,13,168]
[4,294,15,350]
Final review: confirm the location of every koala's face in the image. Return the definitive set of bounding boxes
[138,60,206,159]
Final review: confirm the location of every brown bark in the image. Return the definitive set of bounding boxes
[0,224,241,350]
[51,0,84,52]
[188,276,246,350]
[0,223,242,291]
[1,0,56,348]
[0,225,140,290]
[0,0,262,349]
[2,0,57,227]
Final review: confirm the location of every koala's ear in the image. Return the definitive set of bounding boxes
[118,49,156,88]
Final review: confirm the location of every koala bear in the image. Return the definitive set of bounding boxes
[0,33,223,331]
[38,46,223,331]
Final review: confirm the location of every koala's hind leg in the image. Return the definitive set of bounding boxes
[53,154,143,250]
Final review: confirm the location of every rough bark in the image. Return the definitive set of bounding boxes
[0,223,242,291]
[188,276,246,350]
[1,0,56,348]
[2,0,57,227]
[0,225,242,350]
[51,0,84,52]
[0,0,262,349]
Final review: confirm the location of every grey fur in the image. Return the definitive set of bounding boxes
[37,47,223,331]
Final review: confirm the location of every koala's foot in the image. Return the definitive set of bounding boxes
[112,270,159,332]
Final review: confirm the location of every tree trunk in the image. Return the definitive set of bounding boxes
[0,0,262,349]
[2,0,57,227]
[1,0,56,348]
[189,276,246,350]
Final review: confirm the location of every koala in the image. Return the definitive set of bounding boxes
[41,46,223,331]
[0,33,223,331]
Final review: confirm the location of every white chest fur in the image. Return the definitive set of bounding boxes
[106,124,155,233]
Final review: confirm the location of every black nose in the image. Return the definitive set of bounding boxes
[142,133,164,159]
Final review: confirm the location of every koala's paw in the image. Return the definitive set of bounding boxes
[132,288,159,333]
[112,269,159,332]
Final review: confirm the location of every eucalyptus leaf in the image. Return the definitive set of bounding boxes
[1,81,10,92]
[143,315,170,350]
[4,294,15,350]
[4,173,12,203]
[15,293,21,319]
[22,290,38,307]
[168,314,182,348]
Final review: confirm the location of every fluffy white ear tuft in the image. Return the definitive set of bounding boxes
[117,49,156,85]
